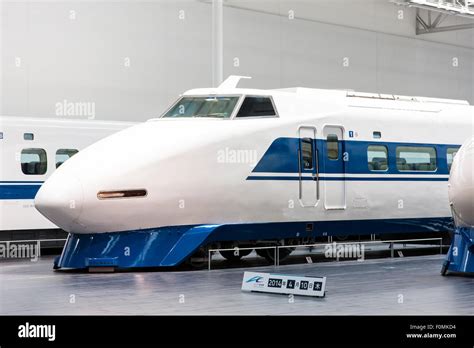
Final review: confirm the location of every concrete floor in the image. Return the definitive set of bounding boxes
[0,254,473,315]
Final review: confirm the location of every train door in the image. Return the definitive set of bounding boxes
[298,126,318,207]
[323,126,346,209]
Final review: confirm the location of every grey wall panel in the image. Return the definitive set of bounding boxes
[223,3,473,103]
[230,0,474,48]
[279,19,377,92]
[374,34,419,96]
[1,0,473,122]
[1,2,30,116]
[1,1,212,121]
[223,3,283,90]
[415,41,472,102]
[374,34,473,102]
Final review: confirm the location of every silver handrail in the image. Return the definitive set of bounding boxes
[277,237,444,265]
[208,245,277,270]
[207,237,445,269]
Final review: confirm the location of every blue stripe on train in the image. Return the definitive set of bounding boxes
[247,176,449,181]
[252,137,461,175]
[55,217,453,269]
[0,181,44,183]
[0,184,42,200]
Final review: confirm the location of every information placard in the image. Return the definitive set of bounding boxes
[241,271,326,297]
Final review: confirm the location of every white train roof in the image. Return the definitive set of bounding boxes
[184,75,471,113]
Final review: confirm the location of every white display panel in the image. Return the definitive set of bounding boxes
[241,271,326,297]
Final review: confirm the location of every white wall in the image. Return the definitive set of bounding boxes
[224,1,474,102]
[1,0,212,121]
[1,0,473,121]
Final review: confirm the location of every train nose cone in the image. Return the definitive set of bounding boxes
[35,175,84,232]
[448,139,474,227]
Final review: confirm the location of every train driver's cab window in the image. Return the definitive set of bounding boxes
[236,97,276,117]
[326,134,339,160]
[301,138,313,170]
[447,148,458,172]
[21,148,47,175]
[396,146,437,172]
[162,96,239,118]
[368,145,388,171]
[56,149,78,168]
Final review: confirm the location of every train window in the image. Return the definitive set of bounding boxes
[373,131,382,139]
[0,132,3,140]
[24,133,34,141]
[327,134,339,160]
[368,145,388,171]
[301,138,313,170]
[162,96,239,118]
[56,149,78,168]
[396,146,437,172]
[447,148,458,172]
[21,148,47,175]
[236,97,276,117]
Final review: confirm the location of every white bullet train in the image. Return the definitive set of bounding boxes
[34,76,473,270]
[0,116,133,242]
[442,136,474,274]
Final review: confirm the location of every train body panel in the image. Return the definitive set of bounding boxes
[0,116,133,236]
[33,77,473,269]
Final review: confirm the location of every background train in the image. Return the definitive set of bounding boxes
[0,116,133,243]
[34,76,473,270]
[442,136,474,275]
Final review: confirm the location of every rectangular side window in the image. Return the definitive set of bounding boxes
[21,148,47,175]
[236,97,276,117]
[326,134,339,160]
[447,148,458,172]
[56,149,79,168]
[301,138,313,170]
[24,133,34,140]
[368,145,388,171]
[396,146,437,172]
